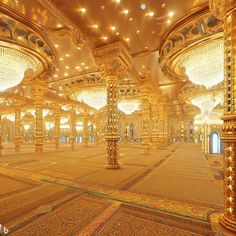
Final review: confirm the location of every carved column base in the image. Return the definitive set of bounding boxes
[70,136,75,151]
[54,136,59,150]
[83,140,88,147]
[15,144,20,152]
[35,136,43,153]
[219,215,236,233]
[141,136,150,155]
[15,137,21,152]
[151,136,159,150]
[105,137,120,169]
[0,144,2,156]
[35,144,43,153]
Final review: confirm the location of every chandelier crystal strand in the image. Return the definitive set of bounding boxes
[0,47,39,91]
[77,88,107,110]
[118,100,140,115]
[177,40,224,88]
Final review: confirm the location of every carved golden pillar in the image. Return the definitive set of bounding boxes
[69,109,76,151]
[0,115,2,156]
[34,88,44,153]
[82,112,89,147]
[14,106,21,152]
[93,41,132,169]
[141,85,151,155]
[210,0,236,232]
[201,123,210,155]
[94,114,100,145]
[151,97,159,149]
[104,75,120,168]
[163,108,169,145]
[54,106,60,150]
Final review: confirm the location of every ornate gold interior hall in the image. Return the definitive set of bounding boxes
[0,0,235,235]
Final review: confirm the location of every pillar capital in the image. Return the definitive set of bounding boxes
[93,41,132,76]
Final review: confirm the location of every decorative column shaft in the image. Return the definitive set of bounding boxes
[141,85,151,155]
[54,106,60,150]
[83,112,89,147]
[14,106,21,152]
[0,115,2,156]
[105,75,120,168]
[34,88,44,153]
[69,109,76,150]
[93,41,132,169]
[210,0,236,232]
[151,97,159,149]
[163,108,169,145]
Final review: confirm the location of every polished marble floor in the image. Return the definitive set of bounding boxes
[0,142,224,235]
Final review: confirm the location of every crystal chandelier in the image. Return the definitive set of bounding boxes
[118,100,140,115]
[190,90,223,115]
[176,40,224,88]
[77,88,107,110]
[194,110,223,125]
[0,46,40,91]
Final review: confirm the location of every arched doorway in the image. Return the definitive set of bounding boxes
[210,131,221,154]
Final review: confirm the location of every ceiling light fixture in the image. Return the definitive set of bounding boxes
[102,36,108,41]
[92,24,98,29]
[140,3,146,10]
[0,46,40,91]
[111,26,116,31]
[176,40,224,88]
[77,88,107,110]
[146,11,155,17]
[79,8,86,13]
[118,100,140,115]
[123,9,129,14]
[168,11,174,17]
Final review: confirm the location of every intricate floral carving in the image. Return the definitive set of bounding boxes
[93,41,132,76]
[159,6,223,81]
[209,0,236,19]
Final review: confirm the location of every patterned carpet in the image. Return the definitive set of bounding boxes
[0,143,223,235]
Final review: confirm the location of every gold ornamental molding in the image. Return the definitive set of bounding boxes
[209,0,236,19]
[93,41,133,75]
[36,0,95,49]
[63,73,104,93]
[159,4,223,81]
[0,3,56,81]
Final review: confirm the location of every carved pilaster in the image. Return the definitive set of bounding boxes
[69,109,76,151]
[210,0,236,232]
[141,85,151,155]
[33,87,44,153]
[54,106,60,150]
[14,106,21,152]
[93,41,132,169]
[83,112,89,147]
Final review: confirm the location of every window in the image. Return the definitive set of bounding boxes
[212,132,220,154]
